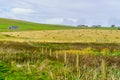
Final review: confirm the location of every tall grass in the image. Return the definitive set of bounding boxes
[0,41,120,80]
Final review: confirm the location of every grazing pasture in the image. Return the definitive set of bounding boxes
[0,18,76,32]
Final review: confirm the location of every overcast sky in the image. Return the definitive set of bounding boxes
[0,0,120,26]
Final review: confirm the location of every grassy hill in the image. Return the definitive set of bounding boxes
[0,18,76,32]
[0,18,119,32]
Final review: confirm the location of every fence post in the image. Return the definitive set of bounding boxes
[49,48,52,57]
[55,50,58,60]
[64,52,67,64]
[64,52,67,80]
[41,47,44,54]
[45,48,47,54]
[76,53,79,72]
[27,61,31,73]
[101,59,106,80]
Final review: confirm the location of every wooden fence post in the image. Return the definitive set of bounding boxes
[76,53,79,72]
[49,48,52,57]
[55,50,58,60]
[45,48,47,54]
[64,52,67,64]
[41,47,44,54]
[101,59,106,80]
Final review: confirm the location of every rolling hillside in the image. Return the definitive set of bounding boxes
[0,18,76,32]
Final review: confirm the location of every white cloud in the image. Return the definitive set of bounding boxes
[11,8,34,14]
[44,18,64,24]
[67,18,78,23]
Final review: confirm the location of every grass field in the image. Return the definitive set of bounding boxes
[0,18,120,80]
[1,29,120,43]
[0,18,118,32]
[0,18,76,32]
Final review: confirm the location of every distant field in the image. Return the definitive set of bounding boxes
[0,18,119,32]
[0,18,76,32]
[1,29,120,43]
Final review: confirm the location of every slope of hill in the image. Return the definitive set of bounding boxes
[0,18,76,32]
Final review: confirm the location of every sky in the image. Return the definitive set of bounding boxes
[0,0,120,26]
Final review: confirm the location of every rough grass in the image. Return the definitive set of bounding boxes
[0,41,120,80]
[0,60,120,80]
[0,41,120,66]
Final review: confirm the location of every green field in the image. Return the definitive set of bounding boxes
[0,18,120,80]
[0,18,118,32]
[0,18,76,32]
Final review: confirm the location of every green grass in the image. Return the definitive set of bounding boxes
[0,60,120,80]
[0,18,76,32]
